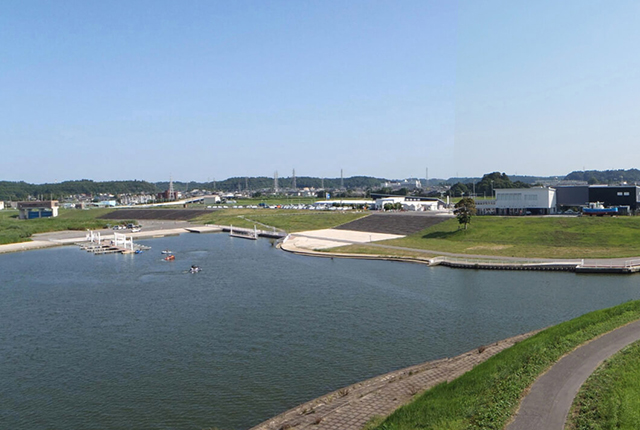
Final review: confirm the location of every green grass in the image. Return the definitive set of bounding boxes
[0,208,118,244]
[369,300,640,430]
[567,341,640,430]
[192,209,369,233]
[380,216,640,259]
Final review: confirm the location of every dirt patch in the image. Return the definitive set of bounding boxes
[334,213,451,235]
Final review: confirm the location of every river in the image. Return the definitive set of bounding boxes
[2,233,639,429]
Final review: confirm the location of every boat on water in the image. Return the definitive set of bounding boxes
[135,249,143,254]
[161,250,172,254]
[164,254,175,261]
[190,265,201,274]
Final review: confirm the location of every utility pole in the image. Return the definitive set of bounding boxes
[292,168,296,190]
[274,171,279,193]
[340,169,344,190]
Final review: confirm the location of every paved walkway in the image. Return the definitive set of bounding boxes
[506,319,640,430]
[249,331,539,430]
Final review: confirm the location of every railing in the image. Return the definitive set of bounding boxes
[579,259,640,269]
[429,256,582,267]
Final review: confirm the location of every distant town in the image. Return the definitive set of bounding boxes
[2,168,640,219]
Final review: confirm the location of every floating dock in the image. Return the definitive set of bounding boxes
[77,230,150,255]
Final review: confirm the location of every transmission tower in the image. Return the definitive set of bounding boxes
[274,171,279,193]
[169,175,175,200]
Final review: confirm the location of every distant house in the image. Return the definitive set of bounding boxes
[17,200,59,219]
[0,201,4,210]
[494,188,556,215]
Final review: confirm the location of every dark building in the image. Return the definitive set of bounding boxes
[588,185,640,210]
[555,186,589,208]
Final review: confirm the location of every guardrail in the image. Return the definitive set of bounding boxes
[579,258,640,269]
[429,256,583,268]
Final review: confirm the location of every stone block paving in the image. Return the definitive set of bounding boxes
[249,330,539,430]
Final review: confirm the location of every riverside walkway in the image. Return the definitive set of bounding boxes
[506,319,640,430]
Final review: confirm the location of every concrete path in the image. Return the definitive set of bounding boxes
[287,229,405,250]
[506,319,640,430]
[250,331,539,430]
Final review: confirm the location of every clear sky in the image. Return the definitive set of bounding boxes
[1,0,639,183]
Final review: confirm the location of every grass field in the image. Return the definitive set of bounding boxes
[375,216,640,259]
[567,340,640,430]
[0,208,117,245]
[192,209,369,232]
[368,300,640,430]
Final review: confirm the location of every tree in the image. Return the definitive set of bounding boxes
[454,197,477,230]
[448,182,469,197]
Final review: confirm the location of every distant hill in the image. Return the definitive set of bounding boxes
[0,180,158,201]
[3,170,639,201]
[155,176,388,192]
[565,169,640,184]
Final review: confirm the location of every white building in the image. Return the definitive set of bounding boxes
[474,198,496,215]
[0,201,4,210]
[494,187,556,215]
[375,196,446,211]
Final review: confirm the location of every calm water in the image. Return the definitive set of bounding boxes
[2,233,640,430]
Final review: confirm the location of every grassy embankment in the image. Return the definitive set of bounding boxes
[336,216,640,259]
[566,340,640,430]
[192,208,369,232]
[366,300,640,430]
[0,208,118,245]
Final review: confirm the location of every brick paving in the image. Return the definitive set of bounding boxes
[249,330,539,430]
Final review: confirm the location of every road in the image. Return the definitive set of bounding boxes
[506,319,640,430]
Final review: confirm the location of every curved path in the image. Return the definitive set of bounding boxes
[506,318,640,430]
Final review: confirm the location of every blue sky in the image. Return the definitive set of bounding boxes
[1,0,638,183]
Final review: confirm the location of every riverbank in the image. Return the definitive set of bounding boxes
[249,330,540,430]
[368,300,640,430]
[281,231,640,274]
